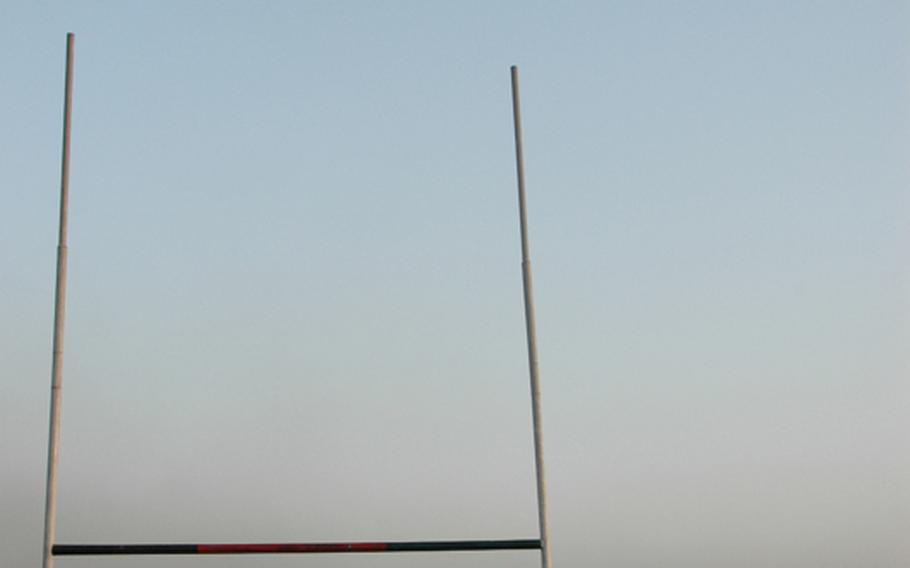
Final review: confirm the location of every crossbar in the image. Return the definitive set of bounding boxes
[53,539,541,555]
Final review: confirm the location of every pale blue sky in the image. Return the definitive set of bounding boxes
[2,2,908,567]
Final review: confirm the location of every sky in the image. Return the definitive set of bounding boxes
[1,2,908,567]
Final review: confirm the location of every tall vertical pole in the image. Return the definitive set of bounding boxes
[510,65,551,568]
[43,32,75,568]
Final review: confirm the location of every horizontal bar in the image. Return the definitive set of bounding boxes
[53,539,541,556]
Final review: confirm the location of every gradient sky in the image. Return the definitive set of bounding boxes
[2,2,908,567]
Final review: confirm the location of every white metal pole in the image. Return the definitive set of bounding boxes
[510,65,552,568]
[42,31,74,568]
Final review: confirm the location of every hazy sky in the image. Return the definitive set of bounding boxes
[2,2,908,567]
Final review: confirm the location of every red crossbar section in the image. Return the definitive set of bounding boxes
[197,543,387,553]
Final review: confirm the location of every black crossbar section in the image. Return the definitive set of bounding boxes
[53,539,542,556]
